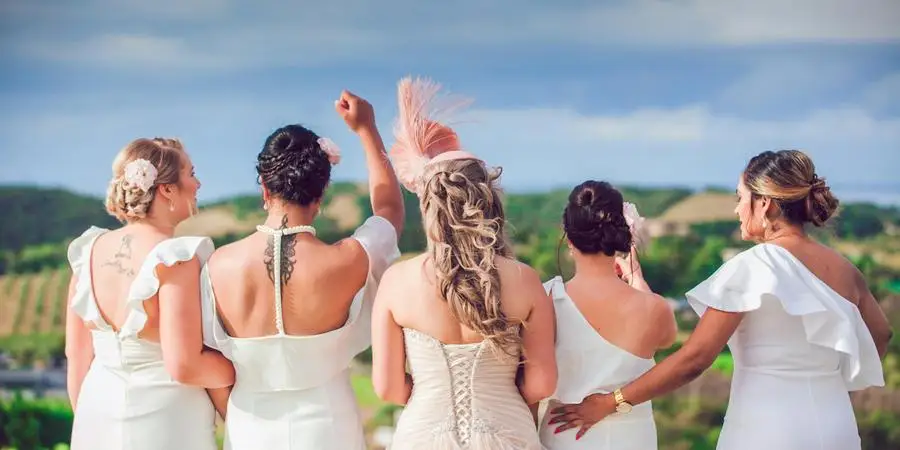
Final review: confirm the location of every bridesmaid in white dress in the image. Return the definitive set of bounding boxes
[66,138,235,450]
[371,77,557,449]
[540,181,677,449]
[549,150,892,449]
[199,90,405,450]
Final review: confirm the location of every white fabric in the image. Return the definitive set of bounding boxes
[67,227,217,450]
[685,243,884,450]
[200,216,400,450]
[539,277,658,450]
[390,328,543,450]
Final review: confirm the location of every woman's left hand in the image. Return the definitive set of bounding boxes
[547,393,617,440]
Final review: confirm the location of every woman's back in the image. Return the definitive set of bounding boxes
[207,228,369,338]
[388,255,535,344]
[385,255,546,450]
[87,226,170,339]
[199,94,406,450]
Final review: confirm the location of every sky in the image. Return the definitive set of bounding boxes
[1,0,898,204]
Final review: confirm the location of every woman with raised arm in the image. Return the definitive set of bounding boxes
[66,138,234,450]
[550,150,892,449]
[371,77,557,450]
[199,90,404,449]
[540,181,676,450]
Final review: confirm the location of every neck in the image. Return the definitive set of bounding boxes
[763,221,808,242]
[264,202,317,229]
[131,216,176,237]
[571,252,617,280]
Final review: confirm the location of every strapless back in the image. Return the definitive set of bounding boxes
[201,217,400,450]
[391,328,542,450]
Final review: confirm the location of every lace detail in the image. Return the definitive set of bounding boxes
[444,344,482,447]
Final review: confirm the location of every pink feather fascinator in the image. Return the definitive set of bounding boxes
[389,76,479,194]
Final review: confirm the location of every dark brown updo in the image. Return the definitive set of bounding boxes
[564,180,632,256]
[256,124,331,206]
[743,150,839,227]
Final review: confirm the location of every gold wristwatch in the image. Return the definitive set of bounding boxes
[613,388,633,414]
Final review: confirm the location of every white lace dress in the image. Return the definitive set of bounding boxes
[67,227,218,450]
[686,244,884,450]
[200,216,400,450]
[539,277,658,450]
[390,327,543,450]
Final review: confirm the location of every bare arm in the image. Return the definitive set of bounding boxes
[654,296,679,350]
[550,309,743,437]
[336,90,405,236]
[64,275,93,410]
[855,270,892,358]
[519,266,558,405]
[207,386,232,419]
[158,258,235,389]
[371,267,413,404]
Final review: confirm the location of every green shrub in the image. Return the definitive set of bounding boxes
[0,392,72,449]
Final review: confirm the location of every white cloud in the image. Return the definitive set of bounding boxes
[6,94,895,199]
[457,104,900,189]
[4,0,899,71]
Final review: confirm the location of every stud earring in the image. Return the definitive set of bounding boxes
[169,200,175,212]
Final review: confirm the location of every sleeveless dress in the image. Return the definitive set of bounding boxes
[200,216,399,450]
[686,243,884,450]
[390,327,543,449]
[67,226,218,450]
[538,277,658,450]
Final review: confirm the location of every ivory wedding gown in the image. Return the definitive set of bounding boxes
[389,330,543,448]
[67,227,218,450]
[686,243,884,450]
[200,216,399,450]
[538,277,658,450]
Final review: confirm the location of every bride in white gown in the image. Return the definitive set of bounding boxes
[199,90,404,450]
[370,77,557,449]
[549,150,891,449]
[540,181,676,449]
[66,138,234,450]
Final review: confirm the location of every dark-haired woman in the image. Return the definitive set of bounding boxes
[550,150,891,450]
[198,91,404,449]
[539,180,676,449]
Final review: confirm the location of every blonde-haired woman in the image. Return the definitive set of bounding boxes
[66,138,234,450]
[372,78,557,449]
[550,150,891,450]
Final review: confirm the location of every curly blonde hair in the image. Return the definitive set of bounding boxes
[419,158,521,358]
[105,138,184,222]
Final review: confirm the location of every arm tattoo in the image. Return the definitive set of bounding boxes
[263,215,298,286]
[102,234,136,277]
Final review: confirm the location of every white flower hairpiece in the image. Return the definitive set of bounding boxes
[123,159,158,192]
[623,202,646,246]
[317,137,341,166]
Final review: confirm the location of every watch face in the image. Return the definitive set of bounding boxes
[615,402,633,414]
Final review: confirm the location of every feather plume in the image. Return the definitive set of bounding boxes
[390,76,473,193]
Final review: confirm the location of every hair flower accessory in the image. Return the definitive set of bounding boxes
[623,201,647,247]
[317,137,341,166]
[389,76,479,195]
[123,158,158,192]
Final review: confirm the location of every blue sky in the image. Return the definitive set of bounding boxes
[1,0,898,204]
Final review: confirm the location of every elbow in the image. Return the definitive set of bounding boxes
[522,367,558,404]
[877,327,894,358]
[680,346,718,380]
[374,381,408,405]
[164,354,198,384]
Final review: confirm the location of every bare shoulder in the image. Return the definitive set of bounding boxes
[496,257,541,285]
[207,236,258,275]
